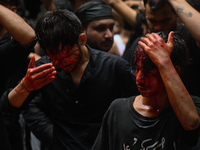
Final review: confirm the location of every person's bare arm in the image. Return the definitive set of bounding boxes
[139,32,200,130]
[103,0,138,26]
[8,55,57,108]
[0,4,35,45]
[168,0,200,47]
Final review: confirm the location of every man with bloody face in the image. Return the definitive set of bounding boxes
[104,0,200,98]
[91,31,200,150]
[22,9,139,150]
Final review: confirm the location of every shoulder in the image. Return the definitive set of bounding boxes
[0,32,12,44]
[102,96,136,121]
[191,95,200,115]
[191,95,200,107]
[89,47,130,66]
[130,35,144,50]
[35,55,51,67]
[108,97,135,112]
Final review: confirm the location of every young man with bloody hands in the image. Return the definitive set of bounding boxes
[91,31,200,150]
[22,9,139,150]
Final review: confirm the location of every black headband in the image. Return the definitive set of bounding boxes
[79,5,114,25]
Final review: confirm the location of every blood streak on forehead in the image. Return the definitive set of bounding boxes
[133,46,147,67]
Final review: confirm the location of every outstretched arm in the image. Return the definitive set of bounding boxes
[8,55,57,108]
[138,32,200,130]
[168,0,200,47]
[0,4,35,45]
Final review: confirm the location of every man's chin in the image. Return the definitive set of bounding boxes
[89,44,111,52]
[61,66,74,73]
[95,47,110,52]
[101,46,112,52]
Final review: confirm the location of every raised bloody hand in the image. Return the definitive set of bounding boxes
[138,31,174,68]
[21,55,57,92]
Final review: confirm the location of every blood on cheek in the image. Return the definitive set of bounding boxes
[55,47,80,69]
[147,70,164,90]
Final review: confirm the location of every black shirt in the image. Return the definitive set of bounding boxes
[23,46,139,150]
[92,95,200,150]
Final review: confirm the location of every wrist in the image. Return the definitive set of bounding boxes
[157,58,173,71]
[9,80,30,107]
[21,79,31,93]
[13,80,30,98]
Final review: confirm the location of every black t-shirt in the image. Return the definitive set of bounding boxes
[92,95,200,150]
[23,46,139,150]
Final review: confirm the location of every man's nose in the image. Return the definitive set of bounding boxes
[104,29,113,38]
[136,70,145,83]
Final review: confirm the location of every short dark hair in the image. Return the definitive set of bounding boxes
[0,0,19,6]
[133,31,190,73]
[35,9,82,55]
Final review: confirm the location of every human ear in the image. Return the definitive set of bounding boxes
[10,6,17,13]
[78,33,87,46]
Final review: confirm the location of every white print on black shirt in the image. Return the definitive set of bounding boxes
[123,137,166,150]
